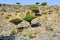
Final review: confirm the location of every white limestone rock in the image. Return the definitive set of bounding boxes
[17,21,30,28]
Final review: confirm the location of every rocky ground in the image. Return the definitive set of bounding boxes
[0,5,60,40]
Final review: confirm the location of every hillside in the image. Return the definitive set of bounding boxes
[0,4,60,40]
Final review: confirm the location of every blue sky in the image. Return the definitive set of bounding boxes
[0,0,60,5]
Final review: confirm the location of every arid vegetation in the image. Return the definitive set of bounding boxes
[0,2,60,40]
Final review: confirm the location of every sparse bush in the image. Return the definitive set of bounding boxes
[29,35,36,38]
[17,29,23,32]
[15,13,17,15]
[9,18,22,25]
[0,13,4,15]
[0,4,2,7]
[16,2,20,5]
[55,8,59,11]
[24,15,37,24]
[16,11,19,13]
[48,10,53,12]
[30,6,40,16]
[35,2,40,5]
[41,11,47,14]
[1,8,6,12]
[26,11,30,15]
[24,39,27,40]
[5,16,9,19]
[7,14,11,16]
[45,26,53,31]
[41,2,47,6]
[10,30,18,35]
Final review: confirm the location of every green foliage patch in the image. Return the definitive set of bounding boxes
[9,18,22,25]
[41,2,47,6]
[30,6,39,11]
[24,15,37,21]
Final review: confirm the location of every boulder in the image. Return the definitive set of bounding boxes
[31,17,40,24]
[17,21,30,28]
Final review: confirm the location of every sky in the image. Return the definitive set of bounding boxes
[0,0,60,5]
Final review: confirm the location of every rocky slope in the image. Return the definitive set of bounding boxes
[0,5,60,40]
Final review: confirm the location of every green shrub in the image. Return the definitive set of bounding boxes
[0,4,2,7]
[29,35,36,38]
[1,8,6,12]
[24,15,37,24]
[35,2,40,5]
[24,39,27,40]
[10,30,18,35]
[48,10,53,12]
[30,6,39,13]
[7,14,11,16]
[41,11,47,14]
[30,6,38,11]
[45,26,53,31]
[41,2,47,6]
[0,13,4,15]
[9,18,22,25]
[17,29,23,32]
[26,11,30,15]
[5,16,9,19]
